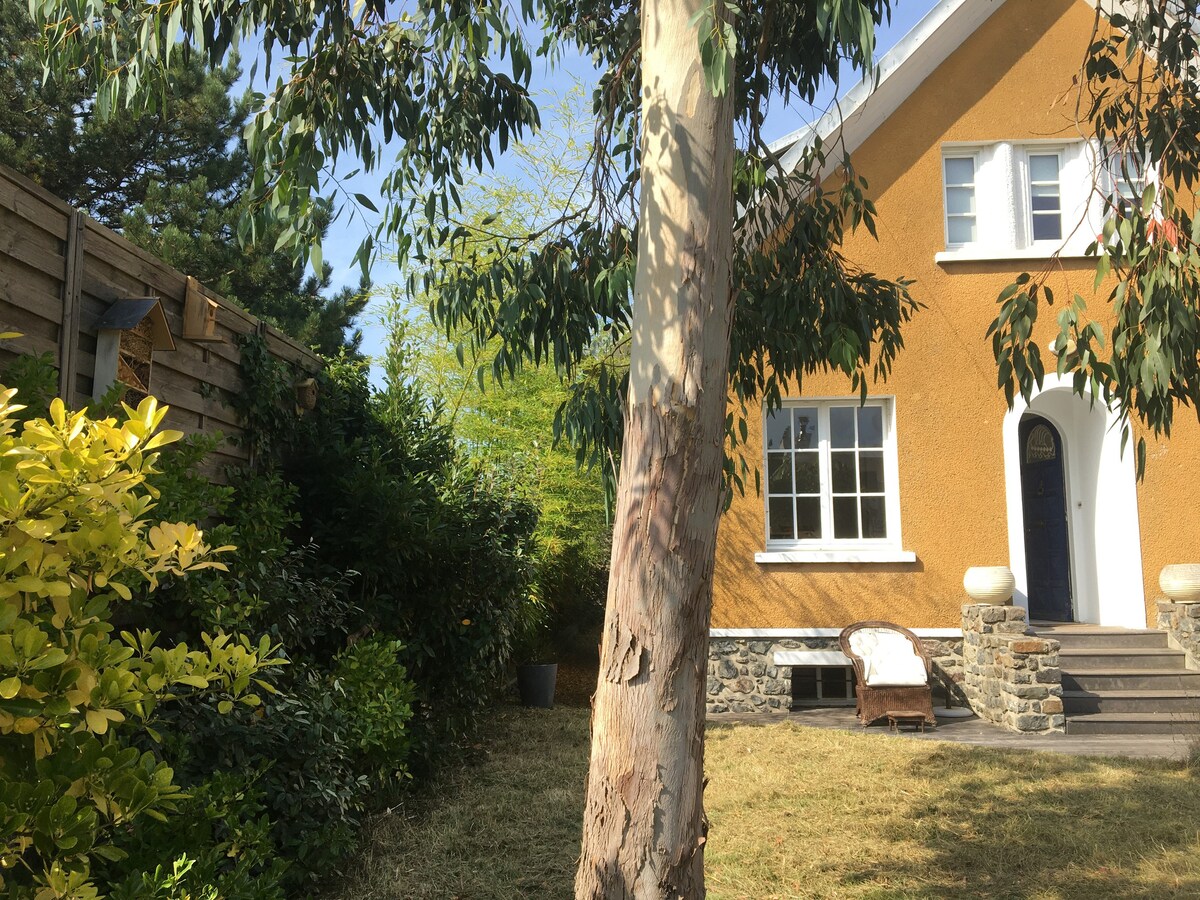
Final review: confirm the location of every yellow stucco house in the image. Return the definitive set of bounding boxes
[707,0,1200,727]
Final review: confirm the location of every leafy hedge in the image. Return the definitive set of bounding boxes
[0,342,539,897]
[0,392,284,898]
[277,357,538,765]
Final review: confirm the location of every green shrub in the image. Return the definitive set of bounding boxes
[140,431,376,890]
[103,772,287,899]
[332,637,415,783]
[149,665,377,886]
[52,338,541,892]
[0,390,284,898]
[0,351,57,421]
[142,453,299,636]
[108,856,219,900]
[138,434,235,527]
[275,353,539,765]
[534,538,610,661]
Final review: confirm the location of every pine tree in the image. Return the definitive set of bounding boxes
[0,0,366,353]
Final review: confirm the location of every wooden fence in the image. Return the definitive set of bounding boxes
[0,163,322,475]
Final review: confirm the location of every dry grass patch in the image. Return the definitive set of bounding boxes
[705,723,1200,899]
[331,708,588,899]
[333,708,1200,899]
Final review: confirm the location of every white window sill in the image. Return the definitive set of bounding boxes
[935,245,1090,264]
[774,650,852,666]
[755,549,917,564]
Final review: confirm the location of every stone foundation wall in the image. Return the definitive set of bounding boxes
[707,635,966,715]
[707,638,836,714]
[1157,600,1200,668]
[961,604,1064,733]
[925,638,969,706]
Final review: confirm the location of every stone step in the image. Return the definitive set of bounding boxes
[1058,647,1187,670]
[1065,711,1200,735]
[1061,689,1200,714]
[1029,626,1169,651]
[1062,669,1200,693]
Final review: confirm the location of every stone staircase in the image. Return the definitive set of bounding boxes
[1031,624,1200,735]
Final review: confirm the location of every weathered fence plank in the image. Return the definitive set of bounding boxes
[58,211,85,398]
[0,175,68,240]
[0,206,67,281]
[0,163,322,470]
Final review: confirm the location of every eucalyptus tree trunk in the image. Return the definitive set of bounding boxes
[574,0,735,893]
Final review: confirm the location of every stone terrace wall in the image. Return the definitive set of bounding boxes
[925,637,969,706]
[1157,599,1200,667]
[961,604,1064,733]
[707,636,965,715]
[707,638,813,714]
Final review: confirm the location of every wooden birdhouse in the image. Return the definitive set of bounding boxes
[93,298,176,405]
[183,276,222,341]
[294,377,319,412]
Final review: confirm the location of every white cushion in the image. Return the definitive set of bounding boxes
[848,629,878,658]
[864,652,927,686]
[850,628,928,687]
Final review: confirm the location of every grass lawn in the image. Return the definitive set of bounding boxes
[334,707,1200,899]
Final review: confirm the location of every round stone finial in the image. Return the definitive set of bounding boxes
[1160,564,1200,603]
[963,566,1016,605]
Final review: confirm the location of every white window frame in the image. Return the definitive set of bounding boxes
[1105,148,1155,218]
[790,665,857,708]
[1022,146,1065,247]
[942,153,980,249]
[936,140,1100,262]
[759,397,910,563]
[1108,151,1146,210]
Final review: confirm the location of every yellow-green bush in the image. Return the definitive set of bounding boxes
[0,389,284,898]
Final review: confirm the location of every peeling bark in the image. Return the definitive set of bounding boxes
[574,0,734,893]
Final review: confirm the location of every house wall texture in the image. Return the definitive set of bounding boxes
[713,0,1200,631]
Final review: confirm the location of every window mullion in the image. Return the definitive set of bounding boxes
[853,412,863,540]
[819,406,832,543]
[855,447,864,540]
[885,403,899,543]
[789,445,798,541]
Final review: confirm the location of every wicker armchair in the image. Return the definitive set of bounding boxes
[839,621,936,727]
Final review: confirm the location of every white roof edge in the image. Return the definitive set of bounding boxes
[768,0,1007,173]
[768,0,1150,175]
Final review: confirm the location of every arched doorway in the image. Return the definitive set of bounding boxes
[1019,415,1073,622]
[1002,374,1146,627]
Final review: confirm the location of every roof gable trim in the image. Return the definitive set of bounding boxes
[770,0,1008,173]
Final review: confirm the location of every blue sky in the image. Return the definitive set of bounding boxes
[301,1,942,384]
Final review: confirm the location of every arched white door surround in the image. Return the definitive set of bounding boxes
[1002,374,1146,627]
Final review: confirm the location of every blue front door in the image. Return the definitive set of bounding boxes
[1019,416,1073,622]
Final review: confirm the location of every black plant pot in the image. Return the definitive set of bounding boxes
[517,663,558,708]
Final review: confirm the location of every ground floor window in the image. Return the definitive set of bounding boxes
[790,665,857,707]
[764,398,902,550]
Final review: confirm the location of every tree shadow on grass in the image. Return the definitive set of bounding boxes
[840,744,1200,899]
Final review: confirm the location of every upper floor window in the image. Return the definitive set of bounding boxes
[764,398,901,550]
[1108,151,1149,215]
[943,156,977,246]
[938,141,1098,259]
[1027,152,1063,242]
